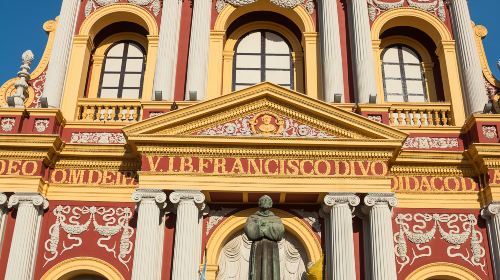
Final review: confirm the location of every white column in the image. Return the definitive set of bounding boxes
[447,0,488,114]
[482,202,500,280]
[363,193,398,280]
[169,190,206,280]
[131,190,167,280]
[323,193,360,280]
[346,0,378,103]
[0,193,8,250]
[5,193,48,280]
[184,0,212,101]
[153,0,183,101]
[318,0,345,102]
[42,0,80,108]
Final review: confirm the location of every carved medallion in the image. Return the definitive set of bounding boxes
[250,112,285,135]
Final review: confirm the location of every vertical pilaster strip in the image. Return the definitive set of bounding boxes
[5,193,49,280]
[364,193,398,280]
[318,0,345,102]
[0,193,7,250]
[153,0,183,100]
[42,0,80,108]
[447,0,488,114]
[323,193,360,280]
[184,0,212,101]
[346,0,378,103]
[131,190,167,280]
[482,202,500,280]
[170,190,206,280]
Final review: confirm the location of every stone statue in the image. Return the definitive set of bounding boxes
[244,195,285,280]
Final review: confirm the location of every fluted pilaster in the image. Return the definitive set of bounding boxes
[482,202,500,280]
[363,193,398,280]
[346,0,378,103]
[5,193,48,280]
[0,193,8,249]
[42,0,80,108]
[184,0,212,101]
[153,0,183,100]
[447,0,488,114]
[131,190,167,280]
[318,0,345,102]
[323,193,360,280]
[170,190,206,280]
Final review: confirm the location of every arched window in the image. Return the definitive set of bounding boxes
[70,275,107,280]
[382,45,427,102]
[233,30,294,91]
[98,41,146,99]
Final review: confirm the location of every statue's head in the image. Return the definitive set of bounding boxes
[258,195,273,210]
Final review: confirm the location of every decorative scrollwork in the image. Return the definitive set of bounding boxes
[394,213,486,273]
[85,0,161,18]
[43,205,134,270]
[367,0,446,22]
[169,191,206,211]
[364,193,398,208]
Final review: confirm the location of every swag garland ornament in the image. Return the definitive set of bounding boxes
[43,205,135,270]
[215,0,315,14]
[367,0,446,22]
[394,213,486,274]
[85,0,161,17]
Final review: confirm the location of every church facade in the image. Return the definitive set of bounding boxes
[0,0,500,279]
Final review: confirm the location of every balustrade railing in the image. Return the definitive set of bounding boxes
[388,103,453,127]
[77,99,142,122]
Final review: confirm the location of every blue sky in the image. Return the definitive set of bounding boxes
[0,1,498,84]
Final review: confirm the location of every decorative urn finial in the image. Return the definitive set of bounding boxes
[11,50,34,108]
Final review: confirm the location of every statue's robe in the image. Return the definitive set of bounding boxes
[244,211,285,280]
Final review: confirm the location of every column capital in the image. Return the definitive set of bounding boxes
[323,193,360,211]
[169,190,206,211]
[0,193,7,207]
[8,193,48,210]
[364,193,398,208]
[132,189,167,208]
[481,202,500,218]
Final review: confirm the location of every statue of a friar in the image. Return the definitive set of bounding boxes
[244,195,285,280]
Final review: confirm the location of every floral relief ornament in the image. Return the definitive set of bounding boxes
[85,0,161,17]
[34,119,50,133]
[394,213,486,274]
[43,206,135,270]
[403,137,459,149]
[482,125,498,139]
[0,118,15,132]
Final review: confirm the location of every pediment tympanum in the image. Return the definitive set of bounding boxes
[123,83,407,143]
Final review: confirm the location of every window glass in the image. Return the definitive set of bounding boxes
[382,45,427,102]
[233,30,294,91]
[99,41,146,99]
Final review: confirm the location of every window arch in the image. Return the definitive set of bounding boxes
[233,30,294,91]
[98,41,146,99]
[381,44,428,102]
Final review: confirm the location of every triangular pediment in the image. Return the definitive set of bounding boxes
[123,83,407,142]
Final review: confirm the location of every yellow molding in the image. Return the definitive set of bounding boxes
[396,192,481,209]
[40,257,124,280]
[0,19,57,107]
[45,184,136,203]
[405,262,481,280]
[205,208,321,280]
[79,4,158,38]
[138,174,392,193]
[0,176,45,193]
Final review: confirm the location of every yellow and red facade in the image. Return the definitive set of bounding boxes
[0,0,499,279]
